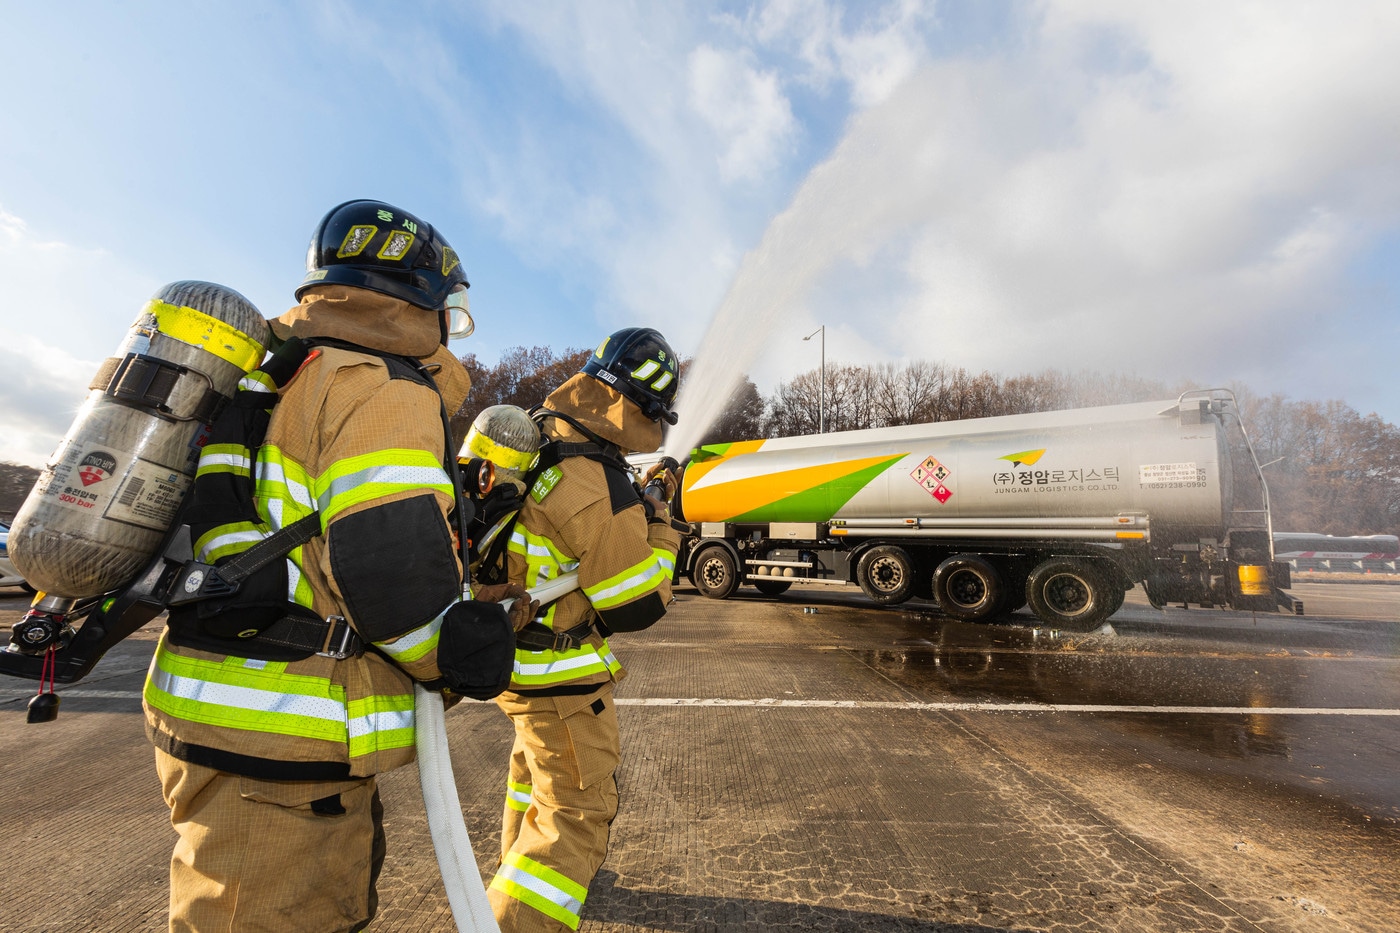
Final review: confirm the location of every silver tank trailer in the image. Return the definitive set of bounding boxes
[682,398,1237,532]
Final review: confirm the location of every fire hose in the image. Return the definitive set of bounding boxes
[414,571,581,933]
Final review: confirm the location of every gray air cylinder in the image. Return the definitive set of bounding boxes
[9,281,270,600]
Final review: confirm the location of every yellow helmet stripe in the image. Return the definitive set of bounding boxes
[463,427,540,472]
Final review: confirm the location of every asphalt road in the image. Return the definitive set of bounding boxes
[1,582,1396,933]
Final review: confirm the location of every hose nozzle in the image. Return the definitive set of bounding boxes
[643,456,681,501]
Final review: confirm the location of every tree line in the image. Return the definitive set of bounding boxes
[4,349,1395,539]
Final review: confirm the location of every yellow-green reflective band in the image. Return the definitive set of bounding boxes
[511,645,612,686]
[145,646,347,744]
[195,522,267,563]
[464,426,539,472]
[239,370,277,393]
[491,852,587,929]
[375,615,442,664]
[198,443,253,478]
[145,299,264,372]
[315,449,452,523]
[584,554,669,609]
[348,693,415,757]
[506,778,532,812]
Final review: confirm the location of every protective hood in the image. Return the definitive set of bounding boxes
[541,372,663,455]
[270,284,471,412]
[271,284,442,358]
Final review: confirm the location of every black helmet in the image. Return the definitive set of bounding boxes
[297,199,468,311]
[581,327,680,425]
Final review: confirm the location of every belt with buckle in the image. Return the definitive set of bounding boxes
[515,620,595,652]
[254,614,365,660]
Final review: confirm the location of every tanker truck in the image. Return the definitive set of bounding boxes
[669,389,1296,631]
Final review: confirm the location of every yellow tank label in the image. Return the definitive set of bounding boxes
[145,299,265,372]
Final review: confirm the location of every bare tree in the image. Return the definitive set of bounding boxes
[452,346,592,444]
[690,377,766,448]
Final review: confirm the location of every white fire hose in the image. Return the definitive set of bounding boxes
[414,571,581,933]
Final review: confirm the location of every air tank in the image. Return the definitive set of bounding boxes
[679,398,1234,528]
[9,281,270,600]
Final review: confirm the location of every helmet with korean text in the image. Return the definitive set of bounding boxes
[580,327,680,425]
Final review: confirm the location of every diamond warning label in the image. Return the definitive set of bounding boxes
[911,456,953,503]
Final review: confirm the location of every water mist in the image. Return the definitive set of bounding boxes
[663,70,950,461]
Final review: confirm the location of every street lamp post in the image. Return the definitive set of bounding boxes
[804,325,825,434]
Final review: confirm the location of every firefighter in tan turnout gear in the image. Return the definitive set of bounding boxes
[487,328,683,932]
[142,199,520,932]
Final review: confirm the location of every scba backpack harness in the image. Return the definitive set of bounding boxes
[166,336,475,663]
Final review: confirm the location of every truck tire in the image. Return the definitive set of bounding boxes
[1025,558,1114,631]
[933,554,1004,622]
[857,545,915,605]
[753,579,792,596]
[692,546,739,600]
[1102,580,1127,617]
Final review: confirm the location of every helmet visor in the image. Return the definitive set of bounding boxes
[445,284,474,339]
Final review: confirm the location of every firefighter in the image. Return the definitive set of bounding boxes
[142,199,524,932]
[486,327,683,932]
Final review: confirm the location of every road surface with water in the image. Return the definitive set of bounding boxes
[1,581,1396,932]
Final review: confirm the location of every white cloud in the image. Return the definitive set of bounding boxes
[749,0,934,106]
[689,44,798,183]
[672,0,1400,444]
[0,209,159,466]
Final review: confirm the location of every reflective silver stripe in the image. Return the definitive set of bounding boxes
[199,450,252,471]
[495,862,584,919]
[508,786,532,807]
[589,561,667,604]
[285,558,303,603]
[376,615,444,659]
[257,461,315,509]
[349,707,413,739]
[149,664,345,722]
[510,530,555,559]
[318,465,451,511]
[656,553,675,572]
[196,528,267,562]
[514,652,608,677]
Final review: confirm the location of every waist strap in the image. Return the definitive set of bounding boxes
[515,620,595,652]
[254,614,365,660]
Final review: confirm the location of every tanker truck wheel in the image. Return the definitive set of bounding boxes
[1026,558,1113,631]
[933,555,1005,622]
[691,546,739,600]
[857,546,914,605]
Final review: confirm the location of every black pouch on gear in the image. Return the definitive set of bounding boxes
[189,558,293,639]
[437,600,515,700]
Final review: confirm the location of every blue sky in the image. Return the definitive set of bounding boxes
[3,1,1398,466]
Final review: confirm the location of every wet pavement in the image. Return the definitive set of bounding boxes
[1,581,1396,932]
